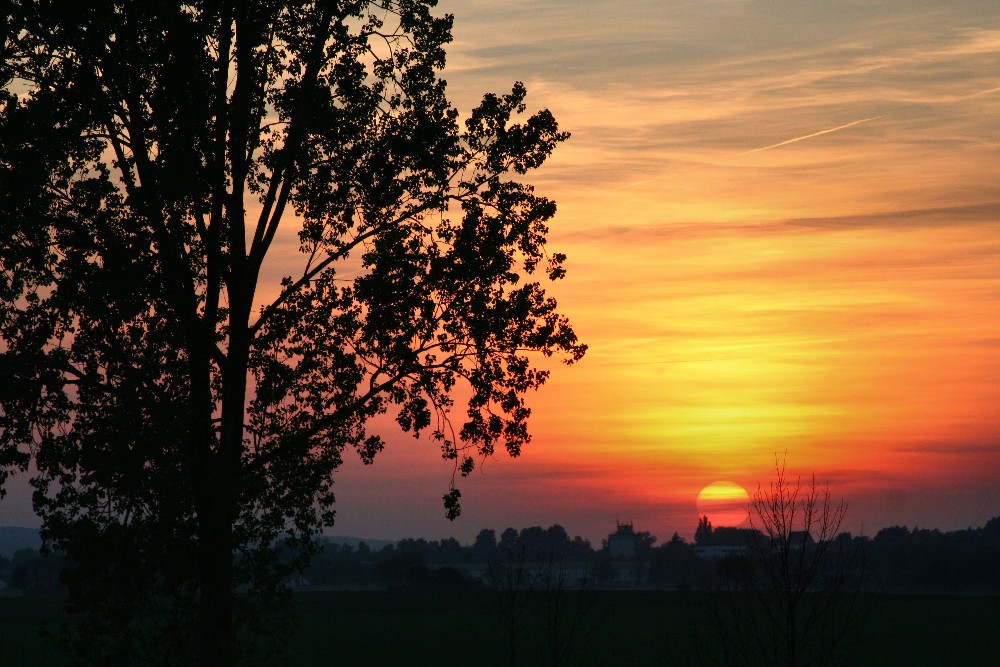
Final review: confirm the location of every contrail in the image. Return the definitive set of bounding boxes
[742,116,886,154]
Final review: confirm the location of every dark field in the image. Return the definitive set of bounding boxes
[2,590,998,666]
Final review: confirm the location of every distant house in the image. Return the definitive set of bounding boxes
[788,531,815,549]
[608,521,637,559]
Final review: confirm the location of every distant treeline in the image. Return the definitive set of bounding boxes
[297,517,1000,592]
[3,518,999,594]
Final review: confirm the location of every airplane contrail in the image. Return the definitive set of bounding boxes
[742,116,886,154]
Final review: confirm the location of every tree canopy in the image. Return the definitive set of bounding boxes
[0,1,584,664]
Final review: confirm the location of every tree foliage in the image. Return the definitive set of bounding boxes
[695,515,713,545]
[0,1,584,664]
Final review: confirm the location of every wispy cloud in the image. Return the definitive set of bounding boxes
[741,116,887,154]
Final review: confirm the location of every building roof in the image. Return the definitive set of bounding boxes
[788,530,815,545]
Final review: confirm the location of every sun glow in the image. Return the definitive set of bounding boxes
[697,481,750,528]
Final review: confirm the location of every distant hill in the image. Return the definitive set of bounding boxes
[0,527,41,558]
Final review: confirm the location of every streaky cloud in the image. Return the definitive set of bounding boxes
[555,202,1000,244]
[742,116,887,154]
[782,201,1000,230]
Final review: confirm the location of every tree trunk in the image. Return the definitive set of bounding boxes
[187,320,244,667]
[196,287,252,667]
[198,494,235,667]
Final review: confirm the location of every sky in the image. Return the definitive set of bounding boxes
[327,0,998,545]
[2,0,998,546]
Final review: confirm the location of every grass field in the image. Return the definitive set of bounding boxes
[2,590,998,665]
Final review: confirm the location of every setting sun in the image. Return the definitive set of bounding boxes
[696,481,750,528]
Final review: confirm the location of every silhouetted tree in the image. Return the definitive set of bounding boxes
[695,515,714,545]
[698,459,870,667]
[649,533,704,589]
[474,528,499,561]
[438,536,463,564]
[633,529,657,558]
[0,2,583,665]
[865,520,1000,592]
[499,527,520,553]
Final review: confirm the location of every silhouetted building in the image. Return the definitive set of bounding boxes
[608,521,637,559]
[788,531,815,550]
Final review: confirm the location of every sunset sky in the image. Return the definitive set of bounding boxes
[2,0,997,546]
[336,0,998,544]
